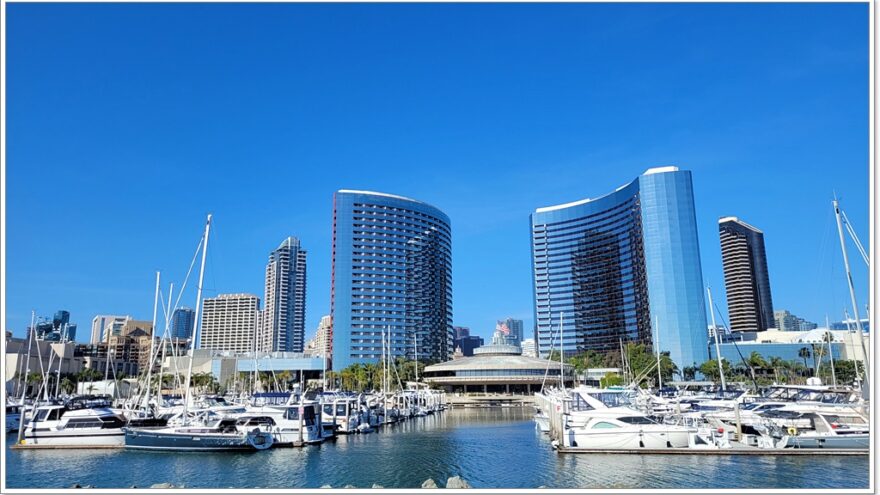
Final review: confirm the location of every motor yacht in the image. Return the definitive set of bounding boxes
[562,387,693,449]
[19,396,127,448]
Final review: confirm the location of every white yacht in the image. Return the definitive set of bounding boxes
[320,394,361,434]
[19,396,127,448]
[755,410,869,450]
[562,387,693,449]
[241,393,324,445]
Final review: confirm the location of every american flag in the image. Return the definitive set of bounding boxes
[496,322,510,335]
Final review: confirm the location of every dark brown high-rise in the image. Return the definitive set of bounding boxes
[719,217,774,332]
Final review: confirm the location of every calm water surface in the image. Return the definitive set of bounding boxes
[5,408,870,489]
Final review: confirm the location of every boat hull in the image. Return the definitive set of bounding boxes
[780,434,870,450]
[124,428,272,451]
[20,429,125,448]
[568,429,691,449]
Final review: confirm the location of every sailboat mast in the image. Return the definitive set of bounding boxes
[707,286,727,392]
[184,214,212,421]
[17,311,37,443]
[558,313,564,389]
[144,271,160,411]
[654,316,662,390]
[833,198,869,395]
[825,315,837,388]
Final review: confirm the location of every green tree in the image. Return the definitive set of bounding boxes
[820,359,862,387]
[768,356,786,383]
[60,377,75,394]
[798,347,811,370]
[624,343,678,386]
[276,370,293,390]
[698,359,731,383]
[599,372,623,388]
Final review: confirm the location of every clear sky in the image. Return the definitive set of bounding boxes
[6,3,870,344]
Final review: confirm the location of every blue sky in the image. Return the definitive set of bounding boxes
[6,3,870,344]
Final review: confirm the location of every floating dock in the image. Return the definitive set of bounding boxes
[556,443,868,456]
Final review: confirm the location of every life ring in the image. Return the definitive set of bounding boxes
[787,426,798,436]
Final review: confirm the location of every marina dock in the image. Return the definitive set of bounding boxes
[556,444,868,455]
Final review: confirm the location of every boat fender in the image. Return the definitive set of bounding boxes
[787,427,798,436]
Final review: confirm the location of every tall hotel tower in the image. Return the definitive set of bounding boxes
[331,190,452,370]
[718,217,774,332]
[530,166,709,370]
[262,237,307,352]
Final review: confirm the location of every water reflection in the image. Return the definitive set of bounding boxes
[6,408,869,489]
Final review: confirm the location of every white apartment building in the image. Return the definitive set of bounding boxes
[314,315,332,357]
[199,294,261,353]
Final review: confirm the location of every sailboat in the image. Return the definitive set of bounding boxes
[124,215,274,452]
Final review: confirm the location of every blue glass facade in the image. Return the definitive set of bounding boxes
[710,342,846,365]
[331,190,452,370]
[530,167,709,372]
[171,307,195,341]
[31,310,77,342]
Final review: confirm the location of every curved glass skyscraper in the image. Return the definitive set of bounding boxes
[530,166,709,371]
[331,190,452,370]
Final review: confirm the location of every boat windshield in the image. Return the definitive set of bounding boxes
[617,416,658,425]
[587,392,633,408]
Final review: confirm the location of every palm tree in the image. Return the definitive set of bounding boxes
[276,370,293,391]
[810,343,826,377]
[798,347,811,370]
[60,377,75,394]
[769,356,785,383]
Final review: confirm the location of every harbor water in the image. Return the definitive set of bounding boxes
[5,408,870,489]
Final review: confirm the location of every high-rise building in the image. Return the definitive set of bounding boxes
[521,338,537,358]
[497,318,524,345]
[530,166,709,370]
[453,326,471,339]
[314,315,332,357]
[772,309,817,332]
[719,217,774,332]
[261,237,307,352]
[331,190,453,369]
[200,294,261,353]
[453,335,484,356]
[31,310,77,342]
[91,315,127,344]
[830,318,870,333]
[171,307,196,341]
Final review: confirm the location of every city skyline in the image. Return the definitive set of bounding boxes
[6,3,870,346]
